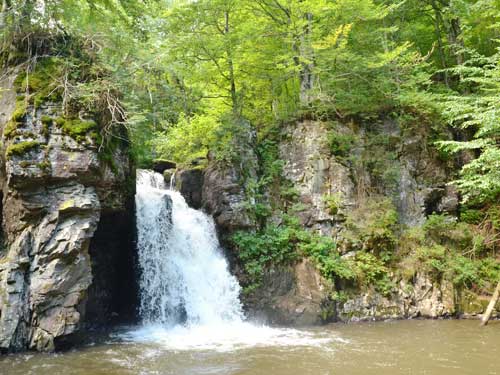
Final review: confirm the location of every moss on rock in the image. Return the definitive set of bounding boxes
[11,100,27,122]
[41,116,53,138]
[4,120,20,139]
[6,141,40,158]
[55,117,98,142]
[14,57,63,109]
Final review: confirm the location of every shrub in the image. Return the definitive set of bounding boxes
[323,192,343,215]
[328,130,356,160]
[354,251,395,296]
[343,197,399,256]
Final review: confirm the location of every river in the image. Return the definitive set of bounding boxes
[0,320,499,374]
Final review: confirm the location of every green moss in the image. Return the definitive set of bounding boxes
[4,101,29,139]
[6,141,40,157]
[14,57,63,108]
[4,121,20,139]
[55,117,98,142]
[40,116,52,138]
[11,100,27,122]
[37,160,51,172]
[14,57,62,93]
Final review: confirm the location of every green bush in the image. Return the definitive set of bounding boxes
[328,130,356,160]
[460,209,483,225]
[343,197,399,255]
[300,234,356,281]
[232,224,300,286]
[354,251,395,296]
[233,216,357,291]
[323,193,343,215]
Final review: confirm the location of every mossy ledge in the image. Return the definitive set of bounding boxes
[13,57,63,109]
[4,120,20,138]
[4,100,28,139]
[55,117,99,143]
[41,115,53,138]
[6,141,41,158]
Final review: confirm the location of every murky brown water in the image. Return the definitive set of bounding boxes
[1,320,499,375]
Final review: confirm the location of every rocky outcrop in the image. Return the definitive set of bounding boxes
[176,168,204,210]
[339,273,455,321]
[201,133,258,235]
[198,117,465,325]
[280,120,355,235]
[0,69,134,352]
[247,259,333,325]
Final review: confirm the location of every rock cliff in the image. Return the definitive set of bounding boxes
[192,117,480,325]
[0,65,135,352]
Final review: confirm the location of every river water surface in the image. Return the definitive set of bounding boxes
[1,320,499,375]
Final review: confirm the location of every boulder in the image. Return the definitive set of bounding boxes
[152,159,176,174]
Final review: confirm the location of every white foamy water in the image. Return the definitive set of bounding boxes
[133,169,334,351]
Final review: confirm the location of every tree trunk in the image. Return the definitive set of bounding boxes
[299,11,314,105]
[224,10,238,115]
[0,0,7,28]
[448,18,465,66]
[430,0,449,87]
[481,281,500,326]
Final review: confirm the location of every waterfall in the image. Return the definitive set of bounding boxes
[130,169,330,351]
[135,169,244,327]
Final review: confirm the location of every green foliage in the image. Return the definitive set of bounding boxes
[398,212,499,291]
[435,49,500,204]
[328,129,356,161]
[423,214,473,249]
[460,209,483,225]
[322,193,343,215]
[6,141,40,158]
[343,197,399,256]
[232,223,300,289]
[354,252,395,296]
[299,233,356,282]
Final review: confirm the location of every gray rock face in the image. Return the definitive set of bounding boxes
[339,273,455,321]
[247,259,333,325]
[280,120,356,235]
[202,164,253,233]
[201,118,459,324]
[0,71,132,352]
[176,169,204,210]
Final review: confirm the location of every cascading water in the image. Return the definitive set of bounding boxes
[136,169,244,326]
[130,169,332,351]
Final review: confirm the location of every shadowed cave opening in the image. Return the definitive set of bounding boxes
[85,205,139,327]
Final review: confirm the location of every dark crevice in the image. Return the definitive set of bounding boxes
[85,203,138,326]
